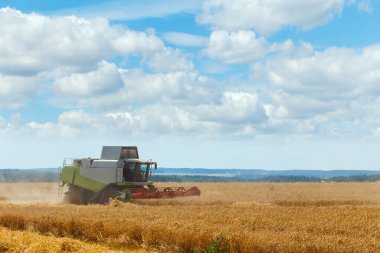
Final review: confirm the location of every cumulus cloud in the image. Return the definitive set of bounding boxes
[0,8,163,76]
[205,30,267,63]
[132,104,218,134]
[53,61,123,98]
[2,6,379,140]
[44,42,380,137]
[112,29,164,55]
[144,48,194,73]
[29,91,267,136]
[267,46,380,100]
[195,92,267,124]
[58,109,133,134]
[205,30,294,64]
[115,70,218,107]
[0,107,208,138]
[198,0,348,35]
[259,44,380,135]
[1,89,269,138]
[131,92,268,134]
[0,75,39,109]
[52,68,218,110]
[0,110,133,139]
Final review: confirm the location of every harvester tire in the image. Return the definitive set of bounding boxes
[68,190,88,205]
[99,187,119,204]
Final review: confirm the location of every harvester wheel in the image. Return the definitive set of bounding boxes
[68,191,88,205]
[99,187,119,204]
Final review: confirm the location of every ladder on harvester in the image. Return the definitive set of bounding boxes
[57,166,64,197]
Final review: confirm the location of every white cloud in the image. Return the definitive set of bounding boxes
[350,96,380,134]
[0,75,39,109]
[0,8,163,75]
[26,121,81,138]
[0,107,208,138]
[267,46,380,100]
[132,104,219,134]
[131,92,268,134]
[58,109,133,134]
[2,88,268,138]
[145,48,194,73]
[28,92,268,136]
[205,30,295,64]
[2,6,379,142]
[117,70,218,107]
[198,0,347,35]
[195,92,267,124]
[205,30,267,63]
[260,44,380,135]
[52,68,218,111]
[163,32,209,47]
[112,29,164,55]
[53,61,123,98]
[58,110,100,128]
[6,110,134,138]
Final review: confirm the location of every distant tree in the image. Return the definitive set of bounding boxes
[328,174,380,182]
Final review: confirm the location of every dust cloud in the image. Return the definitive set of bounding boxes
[0,183,63,204]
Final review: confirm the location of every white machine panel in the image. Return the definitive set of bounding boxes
[80,159,118,184]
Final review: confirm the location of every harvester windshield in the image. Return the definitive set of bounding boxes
[123,161,156,182]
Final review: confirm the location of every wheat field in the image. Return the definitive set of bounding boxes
[0,226,114,252]
[0,182,379,252]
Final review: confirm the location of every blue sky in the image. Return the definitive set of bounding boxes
[1,0,380,170]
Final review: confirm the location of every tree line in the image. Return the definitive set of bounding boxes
[1,169,380,183]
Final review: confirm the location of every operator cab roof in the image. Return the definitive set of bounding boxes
[100,146,139,160]
[124,158,155,163]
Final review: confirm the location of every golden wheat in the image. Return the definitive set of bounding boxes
[0,226,115,252]
[0,182,379,252]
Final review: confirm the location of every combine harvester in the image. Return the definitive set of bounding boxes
[59,146,201,204]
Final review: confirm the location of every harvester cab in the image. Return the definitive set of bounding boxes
[100,146,157,183]
[59,146,200,205]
